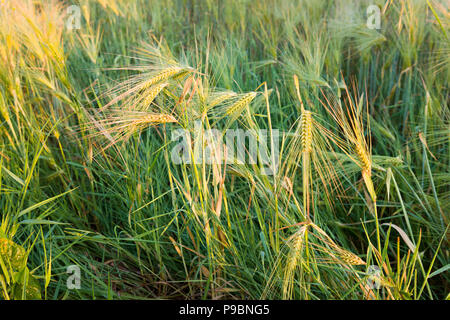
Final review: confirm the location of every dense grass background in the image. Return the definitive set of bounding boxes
[0,0,448,299]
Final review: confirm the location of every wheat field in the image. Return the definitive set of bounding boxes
[0,0,448,300]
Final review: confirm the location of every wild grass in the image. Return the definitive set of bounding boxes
[0,0,448,300]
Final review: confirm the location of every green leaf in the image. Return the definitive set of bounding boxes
[17,188,76,219]
[429,264,450,279]
[18,219,66,225]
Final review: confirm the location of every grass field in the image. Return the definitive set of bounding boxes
[0,0,448,300]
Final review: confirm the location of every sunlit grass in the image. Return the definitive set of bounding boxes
[0,0,448,300]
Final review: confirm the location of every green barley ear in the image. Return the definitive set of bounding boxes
[208,91,237,108]
[295,74,314,218]
[356,143,372,175]
[320,84,376,202]
[98,43,195,113]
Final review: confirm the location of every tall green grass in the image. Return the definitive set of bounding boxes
[0,0,448,299]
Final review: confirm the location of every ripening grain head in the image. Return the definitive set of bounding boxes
[300,110,313,154]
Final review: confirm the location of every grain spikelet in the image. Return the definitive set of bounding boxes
[319,84,376,202]
[300,110,313,217]
[356,142,372,175]
[208,91,237,107]
[225,92,257,118]
[335,247,366,266]
[139,113,178,124]
[307,222,365,266]
[283,226,307,299]
[300,110,313,153]
[140,82,168,109]
[92,110,177,149]
[141,66,183,90]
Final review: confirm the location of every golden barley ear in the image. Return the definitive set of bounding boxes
[137,82,168,111]
[225,92,257,120]
[336,247,366,266]
[208,91,238,108]
[355,143,372,174]
[88,109,178,151]
[282,225,308,299]
[141,66,184,89]
[308,222,366,266]
[300,111,313,153]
